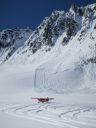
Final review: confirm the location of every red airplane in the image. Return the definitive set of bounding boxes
[31,97,54,103]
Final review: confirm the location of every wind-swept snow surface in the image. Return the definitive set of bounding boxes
[0,65,96,128]
[1,102,96,128]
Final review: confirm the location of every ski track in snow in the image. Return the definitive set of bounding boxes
[0,103,96,128]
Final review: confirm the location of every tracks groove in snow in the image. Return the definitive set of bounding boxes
[0,103,96,128]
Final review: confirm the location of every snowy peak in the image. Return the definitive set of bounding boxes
[27,3,96,54]
[0,27,32,64]
[0,27,32,48]
[27,10,65,53]
[26,9,78,53]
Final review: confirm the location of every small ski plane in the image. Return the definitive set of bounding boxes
[31,97,54,103]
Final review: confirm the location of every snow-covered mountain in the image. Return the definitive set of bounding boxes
[0,27,32,64]
[0,4,96,93]
[1,4,96,128]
